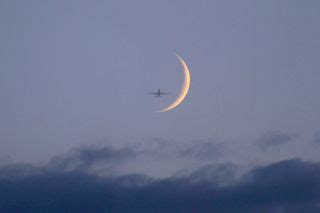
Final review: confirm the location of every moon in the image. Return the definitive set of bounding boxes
[158,54,191,112]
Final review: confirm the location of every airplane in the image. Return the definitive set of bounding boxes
[147,88,170,97]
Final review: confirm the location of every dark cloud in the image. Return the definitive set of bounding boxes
[183,163,238,186]
[257,130,298,149]
[1,146,320,213]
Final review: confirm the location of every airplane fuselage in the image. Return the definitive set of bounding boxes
[148,88,169,97]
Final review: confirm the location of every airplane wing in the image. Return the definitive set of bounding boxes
[146,90,170,96]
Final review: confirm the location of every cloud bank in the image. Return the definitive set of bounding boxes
[1,145,320,212]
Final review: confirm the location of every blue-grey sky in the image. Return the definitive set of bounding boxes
[2,1,320,211]
[1,0,320,166]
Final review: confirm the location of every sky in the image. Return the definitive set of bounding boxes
[1,0,320,212]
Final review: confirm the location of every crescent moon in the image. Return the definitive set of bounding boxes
[158,54,191,112]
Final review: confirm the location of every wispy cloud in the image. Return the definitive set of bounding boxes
[257,130,298,149]
[47,145,136,174]
[178,140,225,160]
[313,131,320,144]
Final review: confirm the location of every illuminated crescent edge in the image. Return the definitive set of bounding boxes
[158,54,191,112]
